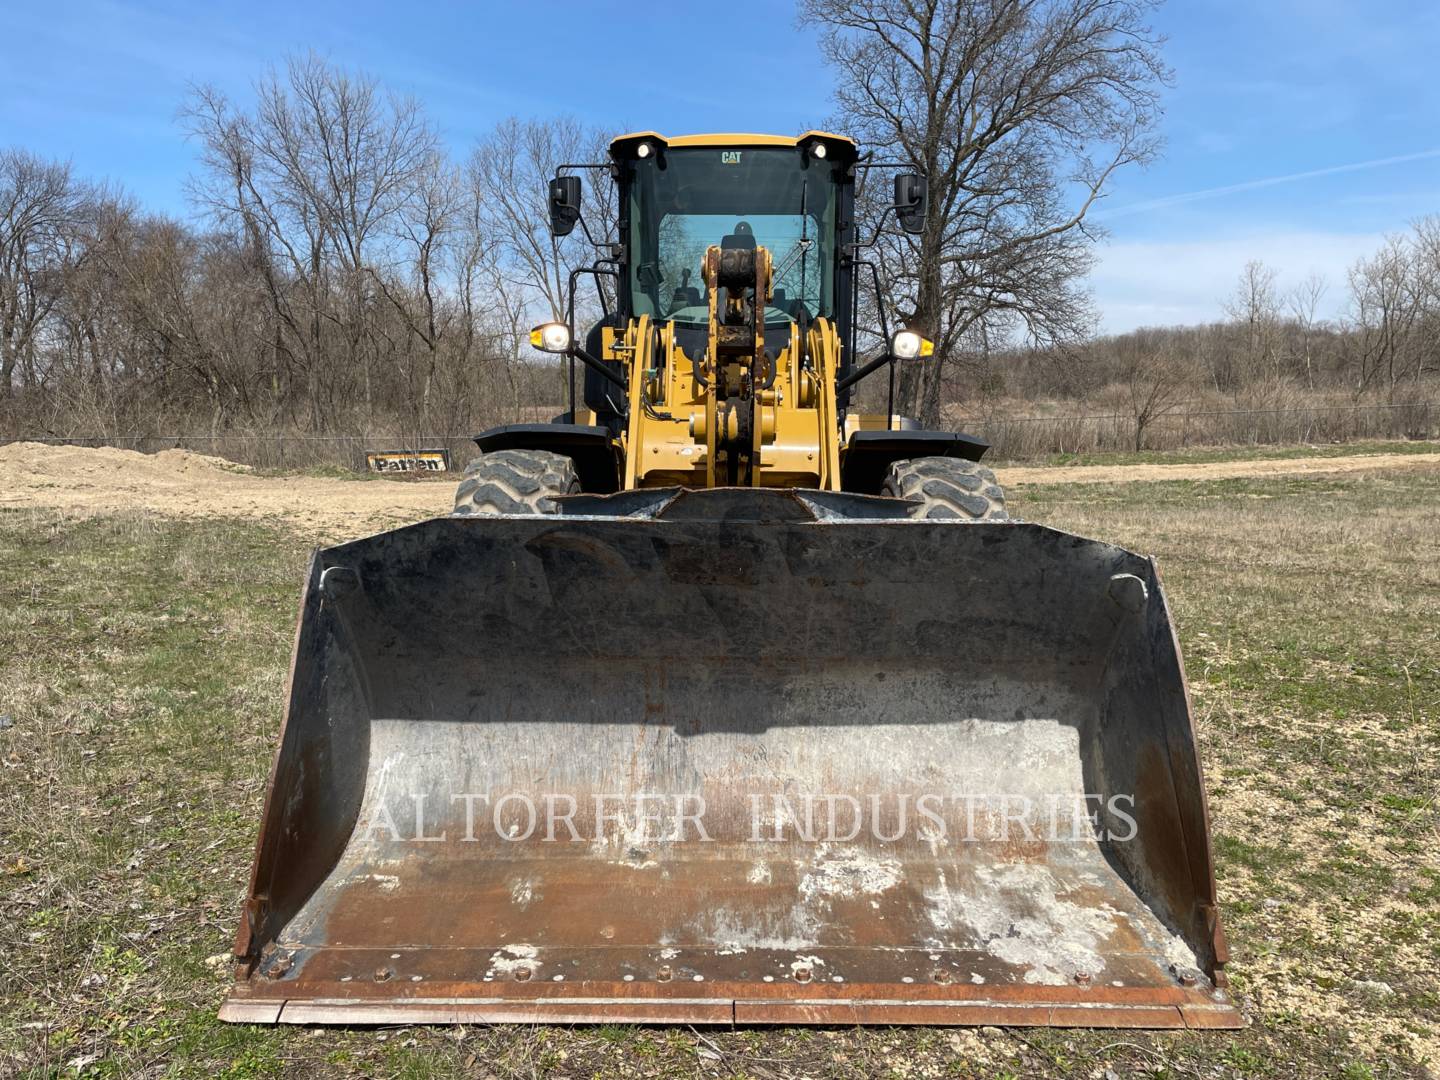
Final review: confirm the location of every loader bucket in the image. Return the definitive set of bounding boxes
[222,489,1240,1028]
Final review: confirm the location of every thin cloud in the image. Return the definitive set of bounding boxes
[1090,229,1383,332]
[1093,149,1440,220]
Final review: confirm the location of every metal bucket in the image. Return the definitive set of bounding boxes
[221,490,1239,1028]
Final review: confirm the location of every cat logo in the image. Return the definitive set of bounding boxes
[721,151,742,165]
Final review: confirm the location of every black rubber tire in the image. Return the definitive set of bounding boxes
[451,449,580,516]
[881,456,1008,521]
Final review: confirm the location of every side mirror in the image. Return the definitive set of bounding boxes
[894,173,927,235]
[548,176,582,237]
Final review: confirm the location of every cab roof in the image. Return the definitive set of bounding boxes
[610,131,858,161]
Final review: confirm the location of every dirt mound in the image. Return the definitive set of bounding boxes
[0,441,448,538]
[0,441,252,483]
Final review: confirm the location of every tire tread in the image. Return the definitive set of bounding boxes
[881,457,1008,521]
[451,449,580,516]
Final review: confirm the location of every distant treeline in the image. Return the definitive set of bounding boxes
[851,235,1440,455]
[0,57,616,449]
[2,21,1436,465]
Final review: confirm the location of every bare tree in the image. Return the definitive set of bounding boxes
[1124,347,1185,451]
[800,0,1170,424]
[1286,272,1327,389]
[469,117,616,327]
[363,148,465,431]
[184,55,439,430]
[1222,260,1281,386]
[1404,215,1440,386]
[0,150,89,400]
[1344,236,1422,397]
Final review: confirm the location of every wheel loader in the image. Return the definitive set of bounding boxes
[221,132,1240,1029]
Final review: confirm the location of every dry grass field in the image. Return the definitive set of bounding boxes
[1,446,1437,1078]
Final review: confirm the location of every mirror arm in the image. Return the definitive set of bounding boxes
[834,258,897,397]
[835,350,895,394]
[845,204,897,254]
[563,202,618,253]
[862,259,891,346]
[573,210,602,249]
[569,344,628,392]
[563,265,624,418]
[554,162,610,178]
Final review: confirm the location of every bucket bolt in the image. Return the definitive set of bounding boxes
[1169,967,1203,996]
[514,967,533,982]
[1170,963,1198,987]
[657,965,673,983]
[793,966,812,984]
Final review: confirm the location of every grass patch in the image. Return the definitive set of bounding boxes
[2,463,1438,1077]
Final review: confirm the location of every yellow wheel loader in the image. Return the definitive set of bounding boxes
[222,132,1240,1029]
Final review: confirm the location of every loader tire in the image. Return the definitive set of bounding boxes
[451,449,580,516]
[882,456,1008,521]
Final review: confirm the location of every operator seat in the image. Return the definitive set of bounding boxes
[721,221,756,250]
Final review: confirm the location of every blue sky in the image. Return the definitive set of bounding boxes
[4,0,1438,332]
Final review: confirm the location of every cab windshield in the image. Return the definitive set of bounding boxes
[627,147,840,325]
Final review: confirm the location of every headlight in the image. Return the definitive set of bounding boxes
[892,329,932,360]
[811,142,827,159]
[636,142,653,159]
[530,322,572,353]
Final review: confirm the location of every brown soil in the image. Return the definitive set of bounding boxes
[2,441,1437,535]
[0,442,444,535]
[999,451,1440,486]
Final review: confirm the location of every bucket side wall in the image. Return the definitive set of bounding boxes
[236,557,375,960]
[1092,562,1222,978]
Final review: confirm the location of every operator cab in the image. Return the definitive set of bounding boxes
[569,133,858,428]
[616,136,850,335]
[518,131,961,493]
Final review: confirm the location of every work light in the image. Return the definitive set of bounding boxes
[530,322,572,353]
[892,329,932,360]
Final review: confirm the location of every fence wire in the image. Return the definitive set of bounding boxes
[4,400,1435,469]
